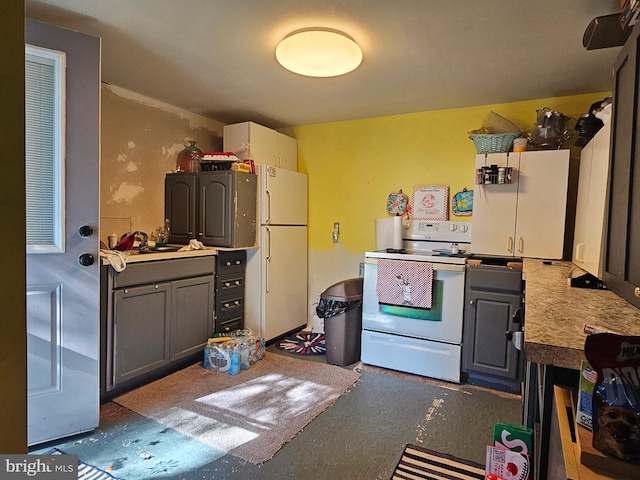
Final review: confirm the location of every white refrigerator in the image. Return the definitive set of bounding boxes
[245,165,308,342]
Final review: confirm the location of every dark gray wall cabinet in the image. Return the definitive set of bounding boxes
[604,21,640,309]
[462,264,524,394]
[165,171,257,248]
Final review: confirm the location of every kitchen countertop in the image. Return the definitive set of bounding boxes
[101,247,218,266]
[523,258,640,370]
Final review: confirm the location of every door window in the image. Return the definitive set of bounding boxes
[25,45,65,253]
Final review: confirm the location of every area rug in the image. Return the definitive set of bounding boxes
[391,444,485,480]
[44,448,122,479]
[31,410,224,480]
[276,333,326,355]
[114,354,360,464]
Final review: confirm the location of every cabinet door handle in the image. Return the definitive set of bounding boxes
[266,227,271,293]
[518,237,524,253]
[265,189,272,224]
[508,236,514,253]
[512,307,523,324]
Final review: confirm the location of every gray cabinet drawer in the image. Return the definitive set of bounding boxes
[216,250,246,272]
[466,265,522,293]
[113,256,215,288]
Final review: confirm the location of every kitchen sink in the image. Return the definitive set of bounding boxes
[148,245,183,252]
[128,245,184,254]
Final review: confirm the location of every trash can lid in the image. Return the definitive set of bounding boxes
[321,278,363,301]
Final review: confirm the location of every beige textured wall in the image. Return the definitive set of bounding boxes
[100,85,224,245]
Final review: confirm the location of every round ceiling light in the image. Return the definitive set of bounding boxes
[275,28,363,77]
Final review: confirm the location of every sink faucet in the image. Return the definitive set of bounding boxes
[132,231,148,248]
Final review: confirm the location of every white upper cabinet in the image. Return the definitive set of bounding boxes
[223,121,298,171]
[573,122,611,278]
[472,150,570,259]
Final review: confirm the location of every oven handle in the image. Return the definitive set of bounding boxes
[363,257,466,272]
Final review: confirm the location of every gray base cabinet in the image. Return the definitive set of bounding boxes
[462,264,524,393]
[103,256,215,396]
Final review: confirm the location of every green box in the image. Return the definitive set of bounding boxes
[493,422,534,457]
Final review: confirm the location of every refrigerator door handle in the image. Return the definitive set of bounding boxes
[265,188,272,224]
[265,226,271,293]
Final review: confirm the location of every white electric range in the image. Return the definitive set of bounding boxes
[361,220,471,383]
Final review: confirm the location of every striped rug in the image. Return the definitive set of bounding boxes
[391,444,485,480]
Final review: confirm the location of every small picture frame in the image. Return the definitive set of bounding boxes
[412,185,449,221]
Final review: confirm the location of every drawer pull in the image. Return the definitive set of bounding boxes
[234,300,240,305]
[226,261,231,266]
[225,282,231,287]
[235,260,241,265]
[235,281,240,286]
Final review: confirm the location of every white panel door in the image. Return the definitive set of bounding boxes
[263,225,308,341]
[261,165,307,225]
[515,150,569,259]
[471,153,518,256]
[26,21,100,445]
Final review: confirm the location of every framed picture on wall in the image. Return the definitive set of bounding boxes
[412,185,449,221]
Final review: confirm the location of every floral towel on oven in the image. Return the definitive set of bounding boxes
[376,259,434,309]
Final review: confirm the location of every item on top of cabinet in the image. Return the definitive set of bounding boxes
[469,132,522,154]
[527,107,575,150]
[471,110,521,134]
[574,97,611,147]
[512,138,528,152]
[176,139,203,172]
[468,111,522,153]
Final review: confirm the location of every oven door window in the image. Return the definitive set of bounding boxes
[379,280,443,320]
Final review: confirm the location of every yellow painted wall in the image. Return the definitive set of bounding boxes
[291,92,609,328]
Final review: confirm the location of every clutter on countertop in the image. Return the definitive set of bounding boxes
[99,249,128,272]
[203,328,266,375]
[178,239,206,251]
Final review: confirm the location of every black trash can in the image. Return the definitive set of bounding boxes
[315,278,364,366]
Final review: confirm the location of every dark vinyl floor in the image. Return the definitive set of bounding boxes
[35,344,522,480]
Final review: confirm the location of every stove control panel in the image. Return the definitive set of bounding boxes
[405,220,472,243]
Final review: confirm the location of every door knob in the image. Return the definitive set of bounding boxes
[78,225,94,237]
[635,286,640,298]
[78,253,95,266]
